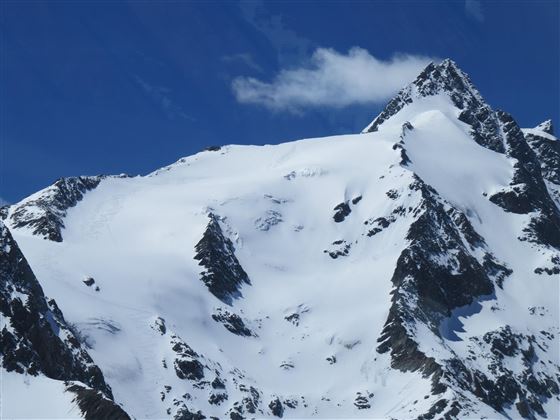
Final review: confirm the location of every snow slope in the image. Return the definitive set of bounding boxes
[2,59,559,419]
[1,370,77,419]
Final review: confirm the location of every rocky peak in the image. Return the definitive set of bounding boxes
[364,59,486,131]
[534,119,554,135]
[412,58,485,108]
[524,120,560,186]
[363,59,507,153]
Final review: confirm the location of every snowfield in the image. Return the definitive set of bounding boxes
[11,133,431,418]
[1,371,78,419]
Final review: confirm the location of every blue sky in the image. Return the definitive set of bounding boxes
[1,0,558,203]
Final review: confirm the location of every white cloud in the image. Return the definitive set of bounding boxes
[232,48,434,111]
[465,0,484,23]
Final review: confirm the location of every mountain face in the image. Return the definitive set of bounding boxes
[2,60,559,419]
[0,221,129,419]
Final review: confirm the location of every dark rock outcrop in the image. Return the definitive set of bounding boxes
[332,196,363,223]
[354,392,372,410]
[174,404,206,420]
[228,385,261,418]
[212,308,253,337]
[489,112,560,249]
[171,335,205,381]
[332,202,351,223]
[268,397,284,417]
[364,216,396,237]
[194,214,250,304]
[323,239,351,259]
[524,125,560,185]
[66,383,130,420]
[0,205,9,220]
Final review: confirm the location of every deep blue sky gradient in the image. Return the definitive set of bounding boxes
[1,1,559,203]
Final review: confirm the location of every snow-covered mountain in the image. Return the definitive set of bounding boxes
[1,59,559,419]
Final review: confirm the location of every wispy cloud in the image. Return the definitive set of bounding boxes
[239,0,313,66]
[0,197,9,207]
[134,76,194,121]
[221,53,263,73]
[232,47,434,112]
[465,0,484,23]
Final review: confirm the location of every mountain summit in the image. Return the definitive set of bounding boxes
[364,59,509,153]
[535,119,554,135]
[1,61,559,419]
[363,59,484,131]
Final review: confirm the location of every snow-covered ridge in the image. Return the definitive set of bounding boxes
[532,119,555,136]
[2,60,559,419]
[1,175,129,242]
[522,127,557,142]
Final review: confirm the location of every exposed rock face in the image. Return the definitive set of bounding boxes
[0,205,9,220]
[354,392,372,410]
[194,214,250,304]
[212,308,254,337]
[332,201,351,222]
[375,173,558,418]
[365,215,397,237]
[422,324,560,420]
[171,335,205,381]
[524,125,560,185]
[377,176,509,370]
[489,112,560,250]
[0,221,128,417]
[65,384,130,420]
[332,196,362,223]
[268,397,284,417]
[5,176,104,242]
[323,239,351,259]
[464,326,559,416]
